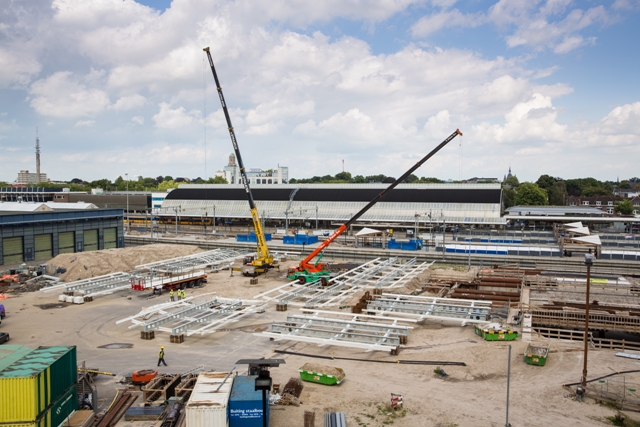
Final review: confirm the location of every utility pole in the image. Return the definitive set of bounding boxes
[582,252,595,387]
[125,173,129,234]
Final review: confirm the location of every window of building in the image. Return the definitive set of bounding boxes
[608,201,613,206]
[582,201,589,205]
[596,201,601,206]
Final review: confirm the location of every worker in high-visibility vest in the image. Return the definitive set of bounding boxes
[169,289,175,302]
[157,346,167,366]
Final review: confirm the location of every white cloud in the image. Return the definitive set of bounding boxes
[423,110,451,139]
[131,116,144,125]
[493,2,609,53]
[0,49,42,88]
[411,9,484,38]
[111,94,147,111]
[29,72,110,118]
[74,120,95,127]
[472,93,567,144]
[152,102,200,129]
[599,102,640,136]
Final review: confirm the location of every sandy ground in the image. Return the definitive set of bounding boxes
[1,245,639,427]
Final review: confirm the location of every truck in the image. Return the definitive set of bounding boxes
[130,270,207,293]
[204,47,274,277]
[287,129,463,284]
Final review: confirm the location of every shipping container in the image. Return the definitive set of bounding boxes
[228,375,269,427]
[186,372,234,427]
[23,347,77,403]
[0,346,77,423]
[0,384,78,427]
[0,346,35,372]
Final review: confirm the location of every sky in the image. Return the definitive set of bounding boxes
[1,0,639,184]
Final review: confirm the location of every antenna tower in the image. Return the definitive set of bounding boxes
[35,128,41,184]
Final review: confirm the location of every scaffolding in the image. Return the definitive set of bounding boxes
[117,293,266,339]
[366,294,491,325]
[257,310,411,354]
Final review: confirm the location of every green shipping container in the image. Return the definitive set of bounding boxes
[0,346,36,372]
[0,384,78,427]
[0,346,77,423]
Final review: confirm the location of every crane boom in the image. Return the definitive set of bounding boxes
[203,47,273,272]
[288,129,463,282]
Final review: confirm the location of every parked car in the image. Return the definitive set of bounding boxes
[0,332,9,344]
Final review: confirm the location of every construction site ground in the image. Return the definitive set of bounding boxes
[2,244,639,427]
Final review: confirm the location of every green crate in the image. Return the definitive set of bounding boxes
[474,324,519,341]
[524,343,550,366]
[298,367,345,385]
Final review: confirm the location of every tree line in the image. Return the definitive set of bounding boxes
[503,175,639,215]
[0,175,227,192]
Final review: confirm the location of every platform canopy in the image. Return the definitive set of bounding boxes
[356,227,384,237]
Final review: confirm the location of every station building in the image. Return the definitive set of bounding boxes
[160,183,504,230]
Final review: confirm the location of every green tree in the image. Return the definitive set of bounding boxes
[88,179,114,190]
[366,174,387,183]
[536,175,567,206]
[164,175,173,182]
[0,181,10,187]
[614,199,634,215]
[515,182,548,206]
[418,177,444,183]
[352,175,366,183]
[502,188,516,210]
[405,174,419,183]
[582,185,611,197]
[504,175,519,187]
[206,176,228,184]
[158,180,180,191]
[334,171,352,182]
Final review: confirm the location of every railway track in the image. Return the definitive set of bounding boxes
[125,235,640,277]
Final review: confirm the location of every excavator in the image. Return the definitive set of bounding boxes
[287,129,463,284]
[204,47,274,276]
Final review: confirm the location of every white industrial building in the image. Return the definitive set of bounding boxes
[215,153,288,185]
[15,170,49,184]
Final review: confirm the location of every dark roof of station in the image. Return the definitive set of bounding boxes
[166,187,501,204]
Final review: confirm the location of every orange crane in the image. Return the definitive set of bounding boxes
[286,129,463,284]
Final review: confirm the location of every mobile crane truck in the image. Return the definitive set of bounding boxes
[204,47,274,276]
[287,129,463,284]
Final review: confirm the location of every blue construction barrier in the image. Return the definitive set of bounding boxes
[236,232,272,242]
[387,239,423,251]
[283,235,319,245]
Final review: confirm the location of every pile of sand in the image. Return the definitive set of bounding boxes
[46,244,203,282]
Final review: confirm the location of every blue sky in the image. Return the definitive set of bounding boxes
[1,0,639,184]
